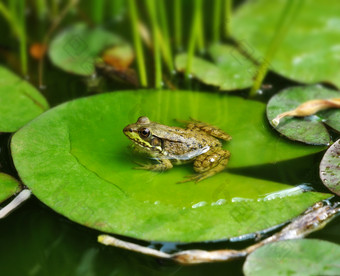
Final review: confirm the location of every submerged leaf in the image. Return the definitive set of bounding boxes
[11,90,329,242]
[243,239,340,276]
[175,44,256,91]
[320,139,340,196]
[232,0,340,88]
[49,23,131,76]
[0,173,20,204]
[267,85,340,145]
[0,66,49,132]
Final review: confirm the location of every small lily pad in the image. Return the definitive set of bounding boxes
[0,66,49,132]
[267,85,340,145]
[49,23,131,76]
[0,173,20,204]
[11,90,330,242]
[320,139,340,196]
[243,239,340,276]
[232,0,340,88]
[175,44,256,91]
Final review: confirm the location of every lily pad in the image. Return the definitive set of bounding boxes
[243,239,340,276]
[232,0,340,88]
[0,173,20,204]
[320,139,340,196]
[175,44,256,91]
[0,66,49,132]
[49,23,131,76]
[11,90,330,242]
[267,85,340,145]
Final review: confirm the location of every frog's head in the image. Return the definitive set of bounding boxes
[123,116,163,153]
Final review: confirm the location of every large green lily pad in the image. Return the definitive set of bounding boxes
[232,0,340,88]
[0,67,49,132]
[243,239,340,276]
[11,90,330,242]
[175,44,256,91]
[320,139,340,196]
[49,23,130,76]
[267,85,340,145]
[0,173,20,204]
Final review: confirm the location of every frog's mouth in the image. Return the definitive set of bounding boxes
[123,127,153,149]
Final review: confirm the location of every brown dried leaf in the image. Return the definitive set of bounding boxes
[272,98,340,127]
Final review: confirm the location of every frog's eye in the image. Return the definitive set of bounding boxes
[139,128,150,138]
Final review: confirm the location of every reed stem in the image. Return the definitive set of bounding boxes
[185,0,202,78]
[35,0,47,20]
[174,0,182,51]
[196,1,205,53]
[158,0,174,72]
[92,0,105,24]
[146,0,162,88]
[225,0,232,37]
[212,0,222,43]
[250,0,303,96]
[0,1,21,37]
[128,0,148,86]
[18,0,27,76]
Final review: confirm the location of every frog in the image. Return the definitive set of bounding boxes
[123,116,232,183]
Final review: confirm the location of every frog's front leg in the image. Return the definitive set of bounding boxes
[179,148,230,183]
[134,158,173,171]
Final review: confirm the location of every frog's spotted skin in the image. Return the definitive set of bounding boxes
[123,116,231,183]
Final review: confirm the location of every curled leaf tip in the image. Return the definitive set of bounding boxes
[272,98,340,127]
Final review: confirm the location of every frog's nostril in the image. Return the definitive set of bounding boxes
[124,127,133,132]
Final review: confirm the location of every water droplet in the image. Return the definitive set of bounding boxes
[192,201,207,208]
[211,199,226,206]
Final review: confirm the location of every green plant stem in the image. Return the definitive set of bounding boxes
[50,0,59,18]
[196,1,205,53]
[250,0,303,97]
[128,0,148,87]
[146,0,162,88]
[0,2,21,37]
[225,0,232,37]
[174,0,182,51]
[92,0,105,24]
[157,0,174,72]
[185,0,202,78]
[212,0,222,43]
[18,0,27,76]
[35,0,47,20]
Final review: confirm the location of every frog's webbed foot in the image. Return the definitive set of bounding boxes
[176,118,232,142]
[133,159,173,172]
[177,171,216,183]
[178,148,230,183]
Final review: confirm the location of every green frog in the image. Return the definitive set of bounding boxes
[123,116,232,183]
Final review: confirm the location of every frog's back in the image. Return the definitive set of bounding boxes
[160,127,221,160]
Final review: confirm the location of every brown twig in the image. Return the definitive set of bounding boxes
[98,202,340,264]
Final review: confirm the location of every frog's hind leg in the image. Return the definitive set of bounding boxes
[178,118,232,141]
[178,148,230,183]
